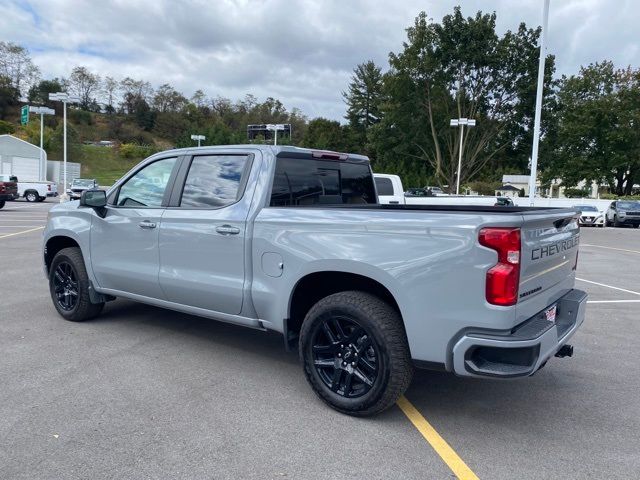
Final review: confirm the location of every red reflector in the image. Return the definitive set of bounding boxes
[311,151,349,161]
[479,227,521,306]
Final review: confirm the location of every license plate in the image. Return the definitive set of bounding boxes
[545,305,557,323]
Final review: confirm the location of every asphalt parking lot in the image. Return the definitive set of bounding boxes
[1,200,639,480]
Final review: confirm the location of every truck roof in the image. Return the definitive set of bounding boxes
[146,144,370,163]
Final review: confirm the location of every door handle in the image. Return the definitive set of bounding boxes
[215,224,240,235]
[139,220,157,229]
[389,200,400,204]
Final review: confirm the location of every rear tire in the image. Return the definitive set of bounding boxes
[49,247,104,321]
[25,190,39,202]
[0,200,4,209]
[299,291,413,416]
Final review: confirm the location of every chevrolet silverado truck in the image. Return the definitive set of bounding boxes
[43,145,587,416]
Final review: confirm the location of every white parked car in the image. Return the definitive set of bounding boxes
[67,178,98,200]
[573,204,604,227]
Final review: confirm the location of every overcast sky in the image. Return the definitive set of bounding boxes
[2,0,639,120]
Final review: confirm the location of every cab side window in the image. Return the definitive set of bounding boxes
[116,157,177,207]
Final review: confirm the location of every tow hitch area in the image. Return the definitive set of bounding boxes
[555,344,574,358]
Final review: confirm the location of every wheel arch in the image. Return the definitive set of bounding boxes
[285,270,405,349]
[44,235,82,274]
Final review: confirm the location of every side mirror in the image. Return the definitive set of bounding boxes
[80,189,107,217]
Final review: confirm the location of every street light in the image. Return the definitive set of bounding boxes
[28,106,55,181]
[190,134,205,147]
[265,124,286,146]
[48,92,80,201]
[450,117,476,195]
[529,0,551,205]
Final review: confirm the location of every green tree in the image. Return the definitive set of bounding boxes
[302,118,350,151]
[0,74,19,119]
[0,42,40,97]
[343,61,384,149]
[69,66,101,110]
[369,8,554,188]
[543,62,640,195]
[28,78,64,105]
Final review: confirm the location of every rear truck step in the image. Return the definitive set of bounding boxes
[451,289,587,378]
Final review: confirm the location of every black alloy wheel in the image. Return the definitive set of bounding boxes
[300,291,413,416]
[53,261,79,311]
[311,315,379,398]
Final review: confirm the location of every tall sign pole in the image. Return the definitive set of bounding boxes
[529,0,550,205]
[29,106,55,181]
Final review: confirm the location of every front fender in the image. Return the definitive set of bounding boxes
[43,206,95,283]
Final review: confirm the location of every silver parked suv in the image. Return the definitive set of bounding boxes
[605,200,640,228]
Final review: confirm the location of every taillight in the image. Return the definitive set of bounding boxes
[48,184,52,191]
[479,227,521,306]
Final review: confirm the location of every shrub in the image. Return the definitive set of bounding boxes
[69,109,93,126]
[0,119,15,134]
[119,143,155,159]
[563,187,590,198]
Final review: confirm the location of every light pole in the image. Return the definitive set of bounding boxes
[48,92,80,201]
[265,124,286,146]
[28,106,55,181]
[450,117,476,195]
[529,0,550,205]
[190,134,205,147]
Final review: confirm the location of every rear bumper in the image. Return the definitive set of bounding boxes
[451,289,587,378]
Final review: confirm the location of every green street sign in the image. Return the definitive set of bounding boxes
[20,105,29,125]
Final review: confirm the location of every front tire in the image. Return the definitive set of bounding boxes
[49,247,104,321]
[299,291,413,416]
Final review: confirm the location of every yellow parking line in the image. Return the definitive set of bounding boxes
[0,226,44,239]
[397,396,479,480]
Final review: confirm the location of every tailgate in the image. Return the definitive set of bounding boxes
[518,209,580,309]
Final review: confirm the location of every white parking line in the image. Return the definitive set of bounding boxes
[581,244,640,255]
[587,300,640,304]
[576,278,640,296]
[0,225,43,228]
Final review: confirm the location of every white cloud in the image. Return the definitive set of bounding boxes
[2,0,639,120]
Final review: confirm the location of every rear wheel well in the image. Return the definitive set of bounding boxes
[287,271,401,346]
[45,236,80,273]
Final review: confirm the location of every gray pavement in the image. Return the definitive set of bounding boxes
[1,200,638,479]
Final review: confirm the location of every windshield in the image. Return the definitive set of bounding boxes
[72,179,95,188]
[617,201,640,210]
[0,175,17,182]
[574,205,598,212]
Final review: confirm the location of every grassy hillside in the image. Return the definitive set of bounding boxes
[76,146,141,186]
[5,106,170,186]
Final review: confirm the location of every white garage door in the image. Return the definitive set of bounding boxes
[12,156,40,181]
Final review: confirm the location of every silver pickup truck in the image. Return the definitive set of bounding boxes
[43,145,587,415]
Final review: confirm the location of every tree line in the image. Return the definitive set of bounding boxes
[1,6,638,194]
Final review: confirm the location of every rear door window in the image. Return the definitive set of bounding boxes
[180,155,249,208]
[270,157,376,206]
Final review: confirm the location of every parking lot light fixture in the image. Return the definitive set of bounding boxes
[450,117,476,195]
[48,92,80,201]
[265,124,286,146]
[190,134,205,147]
